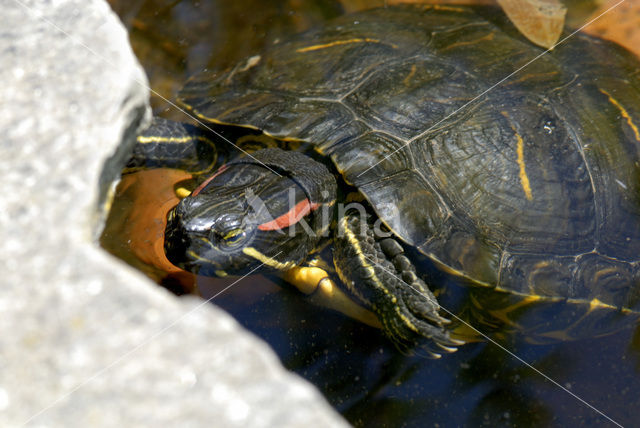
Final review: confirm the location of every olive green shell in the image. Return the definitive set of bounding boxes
[178,5,640,314]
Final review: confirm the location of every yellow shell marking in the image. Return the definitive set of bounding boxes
[515,132,533,201]
[296,38,397,53]
[503,71,559,87]
[600,89,640,142]
[441,32,495,52]
[235,133,280,150]
[502,111,533,201]
[403,64,417,87]
[427,4,466,12]
[586,297,616,312]
[483,293,542,327]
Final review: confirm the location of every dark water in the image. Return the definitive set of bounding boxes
[104,1,640,426]
[196,272,640,427]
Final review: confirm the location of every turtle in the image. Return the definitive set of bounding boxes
[127,4,640,356]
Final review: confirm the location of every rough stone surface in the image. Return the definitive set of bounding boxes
[0,1,348,427]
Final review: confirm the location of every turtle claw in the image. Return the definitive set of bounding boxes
[436,336,466,348]
[417,309,450,325]
[436,314,452,324]
[403,286,452,324]
[434,341,458,353]
[427,351,442,359]
[395,285,465,354]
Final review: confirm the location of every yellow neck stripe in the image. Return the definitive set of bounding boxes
[242,247,296,270]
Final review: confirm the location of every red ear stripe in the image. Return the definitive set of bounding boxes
[258,198,320,231]
[192,164,228,196]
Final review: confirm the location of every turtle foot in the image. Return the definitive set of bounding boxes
[333,209,464,356]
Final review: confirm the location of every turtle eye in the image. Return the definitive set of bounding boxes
[221,228,247,247]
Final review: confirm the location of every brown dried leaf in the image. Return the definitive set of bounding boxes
[497,0,567,48]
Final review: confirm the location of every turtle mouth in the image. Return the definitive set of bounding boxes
[164,228,230,276]
[164,204,259,276]
[164,211,195,269]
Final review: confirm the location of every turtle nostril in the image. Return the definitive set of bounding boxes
[206,225,221,242]
[164,214,191,259]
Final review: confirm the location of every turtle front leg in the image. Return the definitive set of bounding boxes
[333,209,463,357]
[126,117,224,176]
[283,266,381,329]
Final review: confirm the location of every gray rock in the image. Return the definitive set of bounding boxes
[0,1,348,427]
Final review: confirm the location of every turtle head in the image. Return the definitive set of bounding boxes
[164,148,336,277]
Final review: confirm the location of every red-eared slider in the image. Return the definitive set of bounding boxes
[129,5,640,355]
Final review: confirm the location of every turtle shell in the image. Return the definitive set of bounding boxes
[178,5,640,316]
